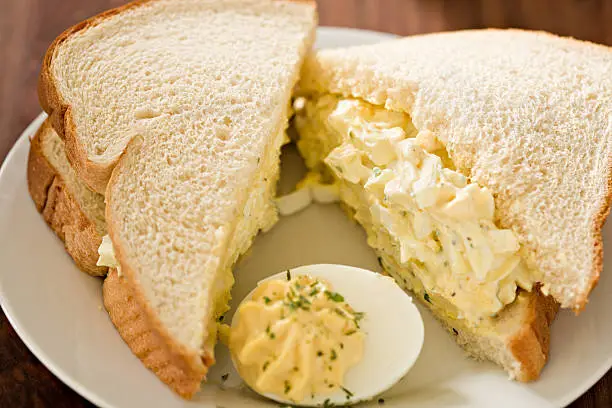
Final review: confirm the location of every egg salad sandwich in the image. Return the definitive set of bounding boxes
[36,0,317,398]
[28,120,107,276]
[293,29,612,381]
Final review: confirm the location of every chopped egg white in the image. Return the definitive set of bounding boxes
[275,172,340,216]
[96,235,121,276]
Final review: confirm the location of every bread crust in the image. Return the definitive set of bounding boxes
[508,288,559,381]
[102,135,212,398]
[103,269,211,399]
[578,150,612,312]
[27,121,107,276]
[38,0,155,194]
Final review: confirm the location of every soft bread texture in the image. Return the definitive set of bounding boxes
[27,120,107,276]
[298,29,612,311]
[42,0,316,398]
[39,0,314,194]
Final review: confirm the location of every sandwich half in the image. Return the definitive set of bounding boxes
[294,29,612,380]
[27,119,107,276]
[39,0,317,398]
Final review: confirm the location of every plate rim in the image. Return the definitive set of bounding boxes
[1,26,610,408]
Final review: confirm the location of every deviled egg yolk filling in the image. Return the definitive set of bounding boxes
[229,274,365,403]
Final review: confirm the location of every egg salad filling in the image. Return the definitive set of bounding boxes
[97,117,288,354]
[294,95,535,325]
[229,273,365,403]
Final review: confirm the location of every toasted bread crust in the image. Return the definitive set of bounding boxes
[38,0,154,194]
[27,121,107,276]
[103,269,212,399]
[508,288,559,381]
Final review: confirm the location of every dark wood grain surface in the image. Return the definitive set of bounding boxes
[1,1,611,407]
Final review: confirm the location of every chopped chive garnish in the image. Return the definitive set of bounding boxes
[263,296,271,304]
[325,291,344,302]
[323,399,335,408]
[284,380,291,394]
[341,386,354,399]
[330,349,337,361]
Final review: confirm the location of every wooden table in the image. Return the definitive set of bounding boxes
[0,1,610,407]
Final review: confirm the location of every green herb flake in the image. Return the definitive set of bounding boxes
[217,315,224,322]
[284,380,291,394]
[265,325,276,339]
[341,386,354,399]
[286,269,292,281]
[339,342,344,349]
[330,349,337,361]
[317,350,324,357]
[323,399,335,408]
[263,361,270,371]
[309,286,320,297]
[263,296,271,304]
[325,291,345,302]
[344,329,357,336]
[424,292,432,304]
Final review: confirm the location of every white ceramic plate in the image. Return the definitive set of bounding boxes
[0,27,610,408]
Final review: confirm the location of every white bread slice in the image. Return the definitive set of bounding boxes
[27,120,107,276]
[39,0,316,194]
[39,0,317,398]
[297,29,612,311]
